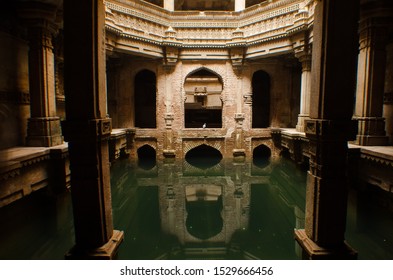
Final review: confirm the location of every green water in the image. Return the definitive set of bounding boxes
[0,157,392,259]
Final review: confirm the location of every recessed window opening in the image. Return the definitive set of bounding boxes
[252,70,270,128]
[184,69,223,128]
[135,70,156,128]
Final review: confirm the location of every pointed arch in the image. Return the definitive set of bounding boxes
[184,68,223,128]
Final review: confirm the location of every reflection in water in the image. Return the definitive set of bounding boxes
[0,157,392,259]
[111,157,307,259]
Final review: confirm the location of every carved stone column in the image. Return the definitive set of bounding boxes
[62,0,123,259]
[19,3,62,147]
[383,42,393,144]
[353,2,392,145]
[294,0,359,259]
[295,53,312,132]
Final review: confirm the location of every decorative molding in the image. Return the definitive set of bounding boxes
[104,0,314,58]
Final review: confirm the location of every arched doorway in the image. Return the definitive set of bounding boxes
[252,70,270,128]
[135,70,156,128]
[184,69,223,128]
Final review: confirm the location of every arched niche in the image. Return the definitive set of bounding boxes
[135,70,156,128]
[252,70,271,128]
[253,144,271,168]
[184,68,223,128]
[137,144,156,170]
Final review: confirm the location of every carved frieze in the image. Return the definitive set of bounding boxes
[105,0,314,59]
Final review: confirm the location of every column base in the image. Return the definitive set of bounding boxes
[353,117,389,146]
[354,135,389,146]
[26,117,63,147]
[294,229,357,260]
[296,114,309,133]
[65,230,124,260]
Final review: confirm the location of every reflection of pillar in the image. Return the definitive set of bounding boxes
[63,0,123,259]
[294,0,359,259]
[20,3,62,147]
[235,0,245,12]
[294,206,305,259]
[164,0,175,11]
[383,42,393,144]
[353,5,391,145]
[295,53,312,132]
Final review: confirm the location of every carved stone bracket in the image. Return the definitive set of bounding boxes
[164,113,174,128]
[243,93,252,105]
[229,47,246,74]
[234,113,245,126]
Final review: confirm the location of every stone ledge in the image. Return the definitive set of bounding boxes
[294,229,357,260]
[65,230,124,260]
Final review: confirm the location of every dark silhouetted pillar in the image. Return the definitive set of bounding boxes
[294,0,359,259]
[62,0,123,259]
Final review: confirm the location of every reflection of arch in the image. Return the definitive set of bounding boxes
[185,185,223,240]
[184,68,223,128]
[137,144,156,170]
[252,70,270,128]
[185,144,222,169]
[135,70,156,128]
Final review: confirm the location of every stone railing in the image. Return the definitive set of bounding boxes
[105,0,315,56]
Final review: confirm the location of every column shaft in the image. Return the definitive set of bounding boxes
[353,9,390,145]
[296,55,312,132]
[383,42,393,144]
[235,0,246,12]
[63,0,123,259]
[164,0,175,11]
[22,4,62,147]
[295,0,359,259]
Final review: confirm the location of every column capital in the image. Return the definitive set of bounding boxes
[18,2,59,33]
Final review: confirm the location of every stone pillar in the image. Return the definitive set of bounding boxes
[295,53,312,132]
[294,0,359,259]
[235,0,246,12]
[383,42,393,144]
[19,3,62,147]
[164,0,175,11]
[353,3,391,146]
[62,0,123,259]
